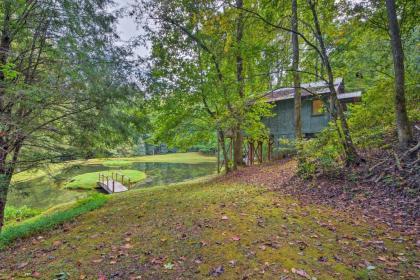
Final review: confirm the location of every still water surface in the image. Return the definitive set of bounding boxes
[8,161,216,209]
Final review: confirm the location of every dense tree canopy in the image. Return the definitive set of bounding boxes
[0,0,148,229]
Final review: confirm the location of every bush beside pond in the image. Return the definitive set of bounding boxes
[5,206,42,224]
[0,194,108,249]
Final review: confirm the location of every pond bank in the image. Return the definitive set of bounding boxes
[7,152,216,209]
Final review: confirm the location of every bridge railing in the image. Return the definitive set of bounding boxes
[98,172,132,192]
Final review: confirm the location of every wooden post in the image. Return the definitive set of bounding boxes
[230,138,233,163]
[247,142,251,166]
[217,140,220,173]
[249,141,254,165]
[121,175,124,185]
[128,178,131,189]
[112,180,115,193]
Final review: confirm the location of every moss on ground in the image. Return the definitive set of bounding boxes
[64,170,146,190]
[0,181,417,279]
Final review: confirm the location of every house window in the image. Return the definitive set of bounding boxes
[312,99,324,116]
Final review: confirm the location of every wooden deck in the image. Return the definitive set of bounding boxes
[97,180,128,193]
[97,172,132,194]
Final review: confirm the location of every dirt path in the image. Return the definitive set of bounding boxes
[221,159,419,235]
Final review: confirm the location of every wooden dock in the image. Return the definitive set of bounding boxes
[97,172,132,194]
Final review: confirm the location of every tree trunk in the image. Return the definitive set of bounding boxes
[385,0,412,148]
[0,154,12,232]
[307,0,360,164]
[233,0,245,169]
[291,0,302,140]
[218,130,230,173]
[0,0,12,110]
[0,174,11,231]
[0,1,12,232]
[233,128,243,169]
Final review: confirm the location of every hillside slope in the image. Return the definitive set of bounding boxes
[0,174,418,279]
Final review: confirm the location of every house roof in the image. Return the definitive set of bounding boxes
[337,91,362,100]
[265,78,345,102]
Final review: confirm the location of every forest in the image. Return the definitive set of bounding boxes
[0,0,418,279]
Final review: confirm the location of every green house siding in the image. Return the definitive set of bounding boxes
[264,98,330,142]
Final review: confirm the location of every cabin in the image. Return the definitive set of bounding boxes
[216,78,362,170]
[263,78,361,142]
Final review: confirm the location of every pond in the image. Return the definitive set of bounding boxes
[8,161,216,209]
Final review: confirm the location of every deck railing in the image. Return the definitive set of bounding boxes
[98,172,132,192]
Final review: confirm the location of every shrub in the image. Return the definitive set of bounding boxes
[0,194,108,249]
[296,123,343,178]
[5,206,42,224]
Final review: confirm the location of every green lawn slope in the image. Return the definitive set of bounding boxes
[0,179,417,279]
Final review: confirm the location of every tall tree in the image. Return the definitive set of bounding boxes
[307,0,360,164]
[135,0,273,172]
[385,0,412,148]
[233,0,245,169]
[0,0,142,231]
[291,0,302,139]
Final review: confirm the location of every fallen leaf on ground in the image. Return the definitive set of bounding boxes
[31,271,41,278]
[121,243,133,249]
[209,265,224,277]
[17,262,28,269]
[291,268,310,279]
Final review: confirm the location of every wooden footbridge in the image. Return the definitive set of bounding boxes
[97,172,133,194]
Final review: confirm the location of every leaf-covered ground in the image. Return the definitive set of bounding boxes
[1,165,418,279]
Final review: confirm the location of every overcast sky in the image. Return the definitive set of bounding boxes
[113,0,149,56]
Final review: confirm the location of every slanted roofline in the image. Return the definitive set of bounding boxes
[265,78,352,103]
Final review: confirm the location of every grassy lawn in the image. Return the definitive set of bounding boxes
[87,152,216,165]
[0,179,417,279]
[64,170,147,190]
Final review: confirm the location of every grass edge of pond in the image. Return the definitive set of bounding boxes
[0,194,108,250]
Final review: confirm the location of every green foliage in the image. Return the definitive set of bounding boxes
[0,63,19,80]
[273,138,297,159]
[137,0,276,152]
[348,80,420,148]
[297,124,343,179]
[297,77,419,178]
[4,206,42,224]
[0,194,108,249]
